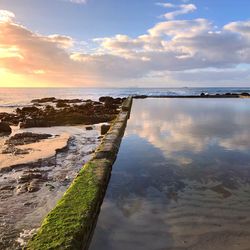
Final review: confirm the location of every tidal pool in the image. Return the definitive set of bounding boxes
[90,98,250,250]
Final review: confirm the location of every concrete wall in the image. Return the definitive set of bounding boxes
[27,97,133,250]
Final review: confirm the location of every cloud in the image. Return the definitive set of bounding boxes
[165,4,197,20]
[158,3,197,20]
[126,99,250,167]
[224,21,250,38]
[1,7,250,87]
[156,2,175,8]
[47,34,74,48]
[68,0,87,4]
[0,10,15,22]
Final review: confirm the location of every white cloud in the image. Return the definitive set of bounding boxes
[0,10,15,22]
[69,0,87,4]
[1,7,250,87]
[224,21,250,38]
[157,3,197,20]
[156,2,175,8]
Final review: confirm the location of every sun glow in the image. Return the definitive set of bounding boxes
[0,69,52,87]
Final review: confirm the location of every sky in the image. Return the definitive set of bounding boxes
[0,0,250,87]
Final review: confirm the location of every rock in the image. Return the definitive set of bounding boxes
[0,122,11,135]
[210,184,232,198]
[241,92,250,96]
[0,185,15,191]
[133,95,147,99]
[99,96,114,103]
[6,132,52,146]
[18,106,39,114]
[45,183,55,191]
[86,126,93,130]
[17,172,43,184]
[200,92,205,96]
[31,97,57,103]
[1,97,122,129]
[0,113,19,126]
[27,179,40,192]
[16,183,28,194]
[56,100,70,108]
[23,202,33,206]
[2,146,30,155]
[101,124,110,135]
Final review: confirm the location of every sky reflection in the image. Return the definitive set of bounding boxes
[90,99,250,250]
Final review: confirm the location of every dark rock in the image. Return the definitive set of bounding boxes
[241,92,250,96]
[23,202,33,206]
[101,124,111,135]
[31,97,57,103]
[55,98,83,104]
[0,113,19,126]
[17,172,43,184]
[133,95,147,99]
[0,122,12,135]
[1,97,122,129]
[86,126,93,130]
[5,132,52,146]
[2,146,30,155]
[56,101,70,108]
[99,96,114,103]
[200,92,205,96]
[19,106,39,114]
[0,185,15,191]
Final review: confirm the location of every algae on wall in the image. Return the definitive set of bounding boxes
[27,97,133,250]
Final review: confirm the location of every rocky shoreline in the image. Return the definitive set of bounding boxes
[0,96,124,249]
[0,96,125,131]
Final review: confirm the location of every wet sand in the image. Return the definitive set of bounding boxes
[0,132,70,171]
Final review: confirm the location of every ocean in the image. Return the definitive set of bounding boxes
[0,87,250,112]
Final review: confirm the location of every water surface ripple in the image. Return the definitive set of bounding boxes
[90,98,250,250]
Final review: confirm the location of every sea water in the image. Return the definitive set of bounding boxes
[0,87,250,112]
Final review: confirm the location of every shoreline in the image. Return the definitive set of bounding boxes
[0,96,125,249]
[0,94,249,249]
[26,97,133,250]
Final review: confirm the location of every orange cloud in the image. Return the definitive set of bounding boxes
[0,15,98,87]
[1,7,250,88]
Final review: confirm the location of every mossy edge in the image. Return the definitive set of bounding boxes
[26,97,133,250]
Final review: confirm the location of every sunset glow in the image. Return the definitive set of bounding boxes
[1,1,250,87]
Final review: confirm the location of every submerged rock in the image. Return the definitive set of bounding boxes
[86,126,93,130]
[101,124,110,135]
[27,179,40,193]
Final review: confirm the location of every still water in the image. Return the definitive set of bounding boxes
[90,98,250,250]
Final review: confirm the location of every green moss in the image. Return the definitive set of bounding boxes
[26,97,133,250]
[27,159,111,250]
